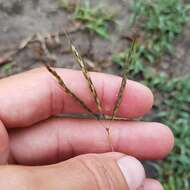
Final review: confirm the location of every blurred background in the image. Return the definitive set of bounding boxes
[0,0,190,189]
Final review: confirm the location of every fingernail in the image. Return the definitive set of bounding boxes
[117,156,145,190]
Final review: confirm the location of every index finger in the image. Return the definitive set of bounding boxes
[0,68,153,128]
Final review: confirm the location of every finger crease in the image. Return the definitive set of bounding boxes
[77,157,102,190]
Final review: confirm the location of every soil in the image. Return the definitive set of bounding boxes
[0,0,189,177]
[0,0,189,78]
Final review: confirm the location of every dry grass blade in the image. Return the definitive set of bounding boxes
[0,37,33,66]
[0,51,15,65]
[64,32,105,120]
[0,26,84,66]
[111,38,137,120]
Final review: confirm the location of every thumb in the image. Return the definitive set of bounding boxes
[0,153,145,190]
[43,153,146,190]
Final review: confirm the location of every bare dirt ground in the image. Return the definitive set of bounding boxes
[0,0,189,78]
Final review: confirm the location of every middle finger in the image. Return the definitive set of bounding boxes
[9,118,174,165]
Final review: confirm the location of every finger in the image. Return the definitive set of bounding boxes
[0,120,9,164]
[139,179,163,190]
[0,68,153,128]
[0,153,146,190]
[9,119,174,165]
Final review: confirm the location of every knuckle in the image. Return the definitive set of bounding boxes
[74,154,120,190]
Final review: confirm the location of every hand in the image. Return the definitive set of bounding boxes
[0,68,174,190]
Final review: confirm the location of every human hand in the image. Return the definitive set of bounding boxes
[0,68,174,189]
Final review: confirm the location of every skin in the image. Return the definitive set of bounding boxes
[0,68,174,190]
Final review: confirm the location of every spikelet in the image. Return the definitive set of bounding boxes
[37,33,97,118]
[64,32,105,120]
[44,64,98,117]
[111,38,137,120]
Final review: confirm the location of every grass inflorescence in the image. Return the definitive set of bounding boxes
[41,30,137,152]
